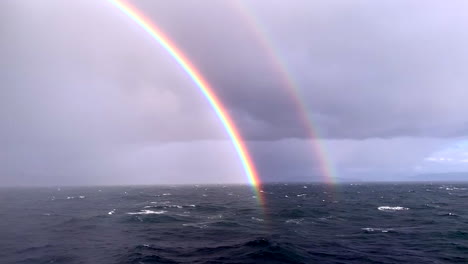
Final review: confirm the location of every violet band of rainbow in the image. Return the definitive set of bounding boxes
[107,0,264,201]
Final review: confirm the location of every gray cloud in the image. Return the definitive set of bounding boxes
[1,0,468,185]
[135,0,468,140]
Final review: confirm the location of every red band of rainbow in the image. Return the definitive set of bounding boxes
[107,0,264,199]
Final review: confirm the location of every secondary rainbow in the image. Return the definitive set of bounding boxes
[233,1,338,184]
[107,0,264,197]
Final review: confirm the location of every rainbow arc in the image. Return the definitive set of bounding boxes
[107,0,264,202]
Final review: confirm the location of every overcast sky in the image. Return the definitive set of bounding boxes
[1,0,468,186]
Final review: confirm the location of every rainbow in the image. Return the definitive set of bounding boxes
[233,1,338,184]
[107,0,264,198]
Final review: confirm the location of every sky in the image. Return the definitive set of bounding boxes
[1,0,468,186]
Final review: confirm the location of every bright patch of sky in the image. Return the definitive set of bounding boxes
[418,139,468,173]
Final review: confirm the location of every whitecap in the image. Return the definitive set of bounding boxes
[146,204,183,209]
[362,227,394,233]
[318,216,333,221]
[127,210,167,215]
[66,196,74,200]
[251,217,264,222]
[378,206,409,211]
[150,201,171,205]
[207,214,223,219]
[297,194,307,197]
[108,209,116,215]
[78,196,85,199]
[286,218,304,224]
[162,193,171,196]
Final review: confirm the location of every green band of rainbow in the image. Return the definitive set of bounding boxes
[108,0,264,199]
[233,1,337,183]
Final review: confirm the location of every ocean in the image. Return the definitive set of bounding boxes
[0,183,467,263]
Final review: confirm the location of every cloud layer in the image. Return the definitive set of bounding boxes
[1,0,468,185]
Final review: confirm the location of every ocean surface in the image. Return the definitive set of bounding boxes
[0,183,467,263]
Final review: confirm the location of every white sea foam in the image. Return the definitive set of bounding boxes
[207,214,223,219]
[145,204,183,209]
[78,196,85,199]
[127,210,167,215]
[378,206,409,211]
[297,194,307,197]
[318,216,333,221]
[162,193,171,196]
[67,196,74,200]
[286,218,304,224]
[150,201,171,205]
[108,209,116,215]
[362,227,394,233]
[251,217,264,222]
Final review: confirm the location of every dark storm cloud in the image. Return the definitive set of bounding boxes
[132,0,468,140]
[1,0,468,185]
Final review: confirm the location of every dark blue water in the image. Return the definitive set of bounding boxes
[0,183,467,263]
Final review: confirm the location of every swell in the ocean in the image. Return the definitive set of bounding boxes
[0,183,467,263]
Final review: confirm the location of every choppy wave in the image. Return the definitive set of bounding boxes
[378,206,409,211]
[285,218,304,225]
[127,210,167,215]
[2,183,468,263]
[362,227,394,233]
